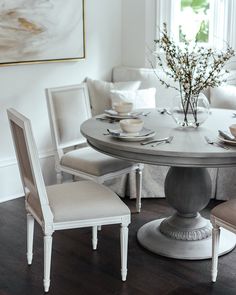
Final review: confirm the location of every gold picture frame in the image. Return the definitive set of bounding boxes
[0,0,85,67]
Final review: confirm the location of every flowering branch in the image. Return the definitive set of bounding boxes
[152,23,235,126]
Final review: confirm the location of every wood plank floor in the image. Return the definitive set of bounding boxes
[0,197,236,295]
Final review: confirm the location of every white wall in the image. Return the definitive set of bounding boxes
[121,0,156,67]
[0,0,122,202]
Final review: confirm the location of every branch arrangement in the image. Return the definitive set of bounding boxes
[153,23,235,126]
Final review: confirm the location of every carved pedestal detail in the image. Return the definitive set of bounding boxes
[159,213,212,241]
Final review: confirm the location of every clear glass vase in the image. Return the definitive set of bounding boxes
[171,93,210,128]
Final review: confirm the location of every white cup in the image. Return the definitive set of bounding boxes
[113,102,133,114]
[120,118,144,133]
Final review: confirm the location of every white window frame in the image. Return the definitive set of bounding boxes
[156,0,236,51]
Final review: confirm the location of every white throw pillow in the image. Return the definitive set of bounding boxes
[110,88,156,109]
[86,78,141,115]
[210,85,236,109]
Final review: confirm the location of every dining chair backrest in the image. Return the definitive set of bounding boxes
[45,83,91,151]
[7,108,53,224]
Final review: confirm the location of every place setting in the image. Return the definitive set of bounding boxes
[204,124,236,150]
[103,101,151,120]
[105,118,156,142]
[218,124,236,146]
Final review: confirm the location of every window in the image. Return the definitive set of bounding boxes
[156,0,236,51]
[173,0,211,43]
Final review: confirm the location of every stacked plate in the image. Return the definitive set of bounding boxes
[107,127,155,141]
[104,109,139,119]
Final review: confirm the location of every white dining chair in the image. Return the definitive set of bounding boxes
[45,83,143,212]
[211,200,236,282]
[7,108,131,292]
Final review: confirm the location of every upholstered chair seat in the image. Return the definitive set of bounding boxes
[211,199,236,282]
[28,181,130,223]
[211,200,236,227]
[61,147,133,177]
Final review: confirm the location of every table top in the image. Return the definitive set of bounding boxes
[80,108,236,168]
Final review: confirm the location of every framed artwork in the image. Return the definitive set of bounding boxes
[0,0,85,66]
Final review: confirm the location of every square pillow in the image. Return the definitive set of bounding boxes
[210,85,236,109]
[86,78,141,115]
[110,88,156,109]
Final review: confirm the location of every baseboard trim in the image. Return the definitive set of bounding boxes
[0,193,24,203]
[0,149,55,203]
[0,149,54,168]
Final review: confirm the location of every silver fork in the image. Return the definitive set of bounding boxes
[151,136,174,147]
[204,136,230,150]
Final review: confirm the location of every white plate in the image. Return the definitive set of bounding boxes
[104,110,138,119]
[109,129,156,142]
[218,135,236,145]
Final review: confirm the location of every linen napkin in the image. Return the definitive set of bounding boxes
[218,130,236,141]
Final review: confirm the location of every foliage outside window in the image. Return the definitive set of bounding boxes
[178,0,210,43]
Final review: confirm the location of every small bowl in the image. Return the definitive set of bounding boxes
[113,102,133,114]
[229,123,236,137]
[120,118,144,133]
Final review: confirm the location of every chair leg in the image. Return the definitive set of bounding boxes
[44,234,53,293]
[56,171,63,184]
[120,224,129,281]
[27,213,34,265]
[212,225,220,282]
[136,166,143,213]
[92,226,98,250]
[129,172,136,199]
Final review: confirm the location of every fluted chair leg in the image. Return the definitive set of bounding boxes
[212,225,220,282]
[56,171,63,184]
[27,213,34,265]
[92,226,98,250]
[136,167,142,213]
[120,224,129,281]
[44,234,53,293]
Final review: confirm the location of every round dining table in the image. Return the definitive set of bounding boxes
[81,108,236,260]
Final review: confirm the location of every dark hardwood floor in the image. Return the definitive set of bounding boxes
[0,197,235,295]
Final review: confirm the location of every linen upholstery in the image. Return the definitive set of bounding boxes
[28,181,130,222]
[210,85,236,110]
[86,78,141,116]
[61,146,133,176]
[11,120,42,213]
[49,86,90,146]
[110,88,156,109]
[46,181,130,222]
[112,67,178,108]
[211,199,236,227]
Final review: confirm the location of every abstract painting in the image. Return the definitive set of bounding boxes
[0,0,85,65]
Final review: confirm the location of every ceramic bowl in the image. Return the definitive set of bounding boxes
[113,102,133,114]
[229,123,236,137]
[120,118,144,133]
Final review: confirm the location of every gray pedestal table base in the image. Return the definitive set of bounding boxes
[137,218,236,259]
[137,166,236,259]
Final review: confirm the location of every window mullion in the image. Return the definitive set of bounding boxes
[227,0,236,50]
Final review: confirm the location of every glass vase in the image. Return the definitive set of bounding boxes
[171,93,210,128]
